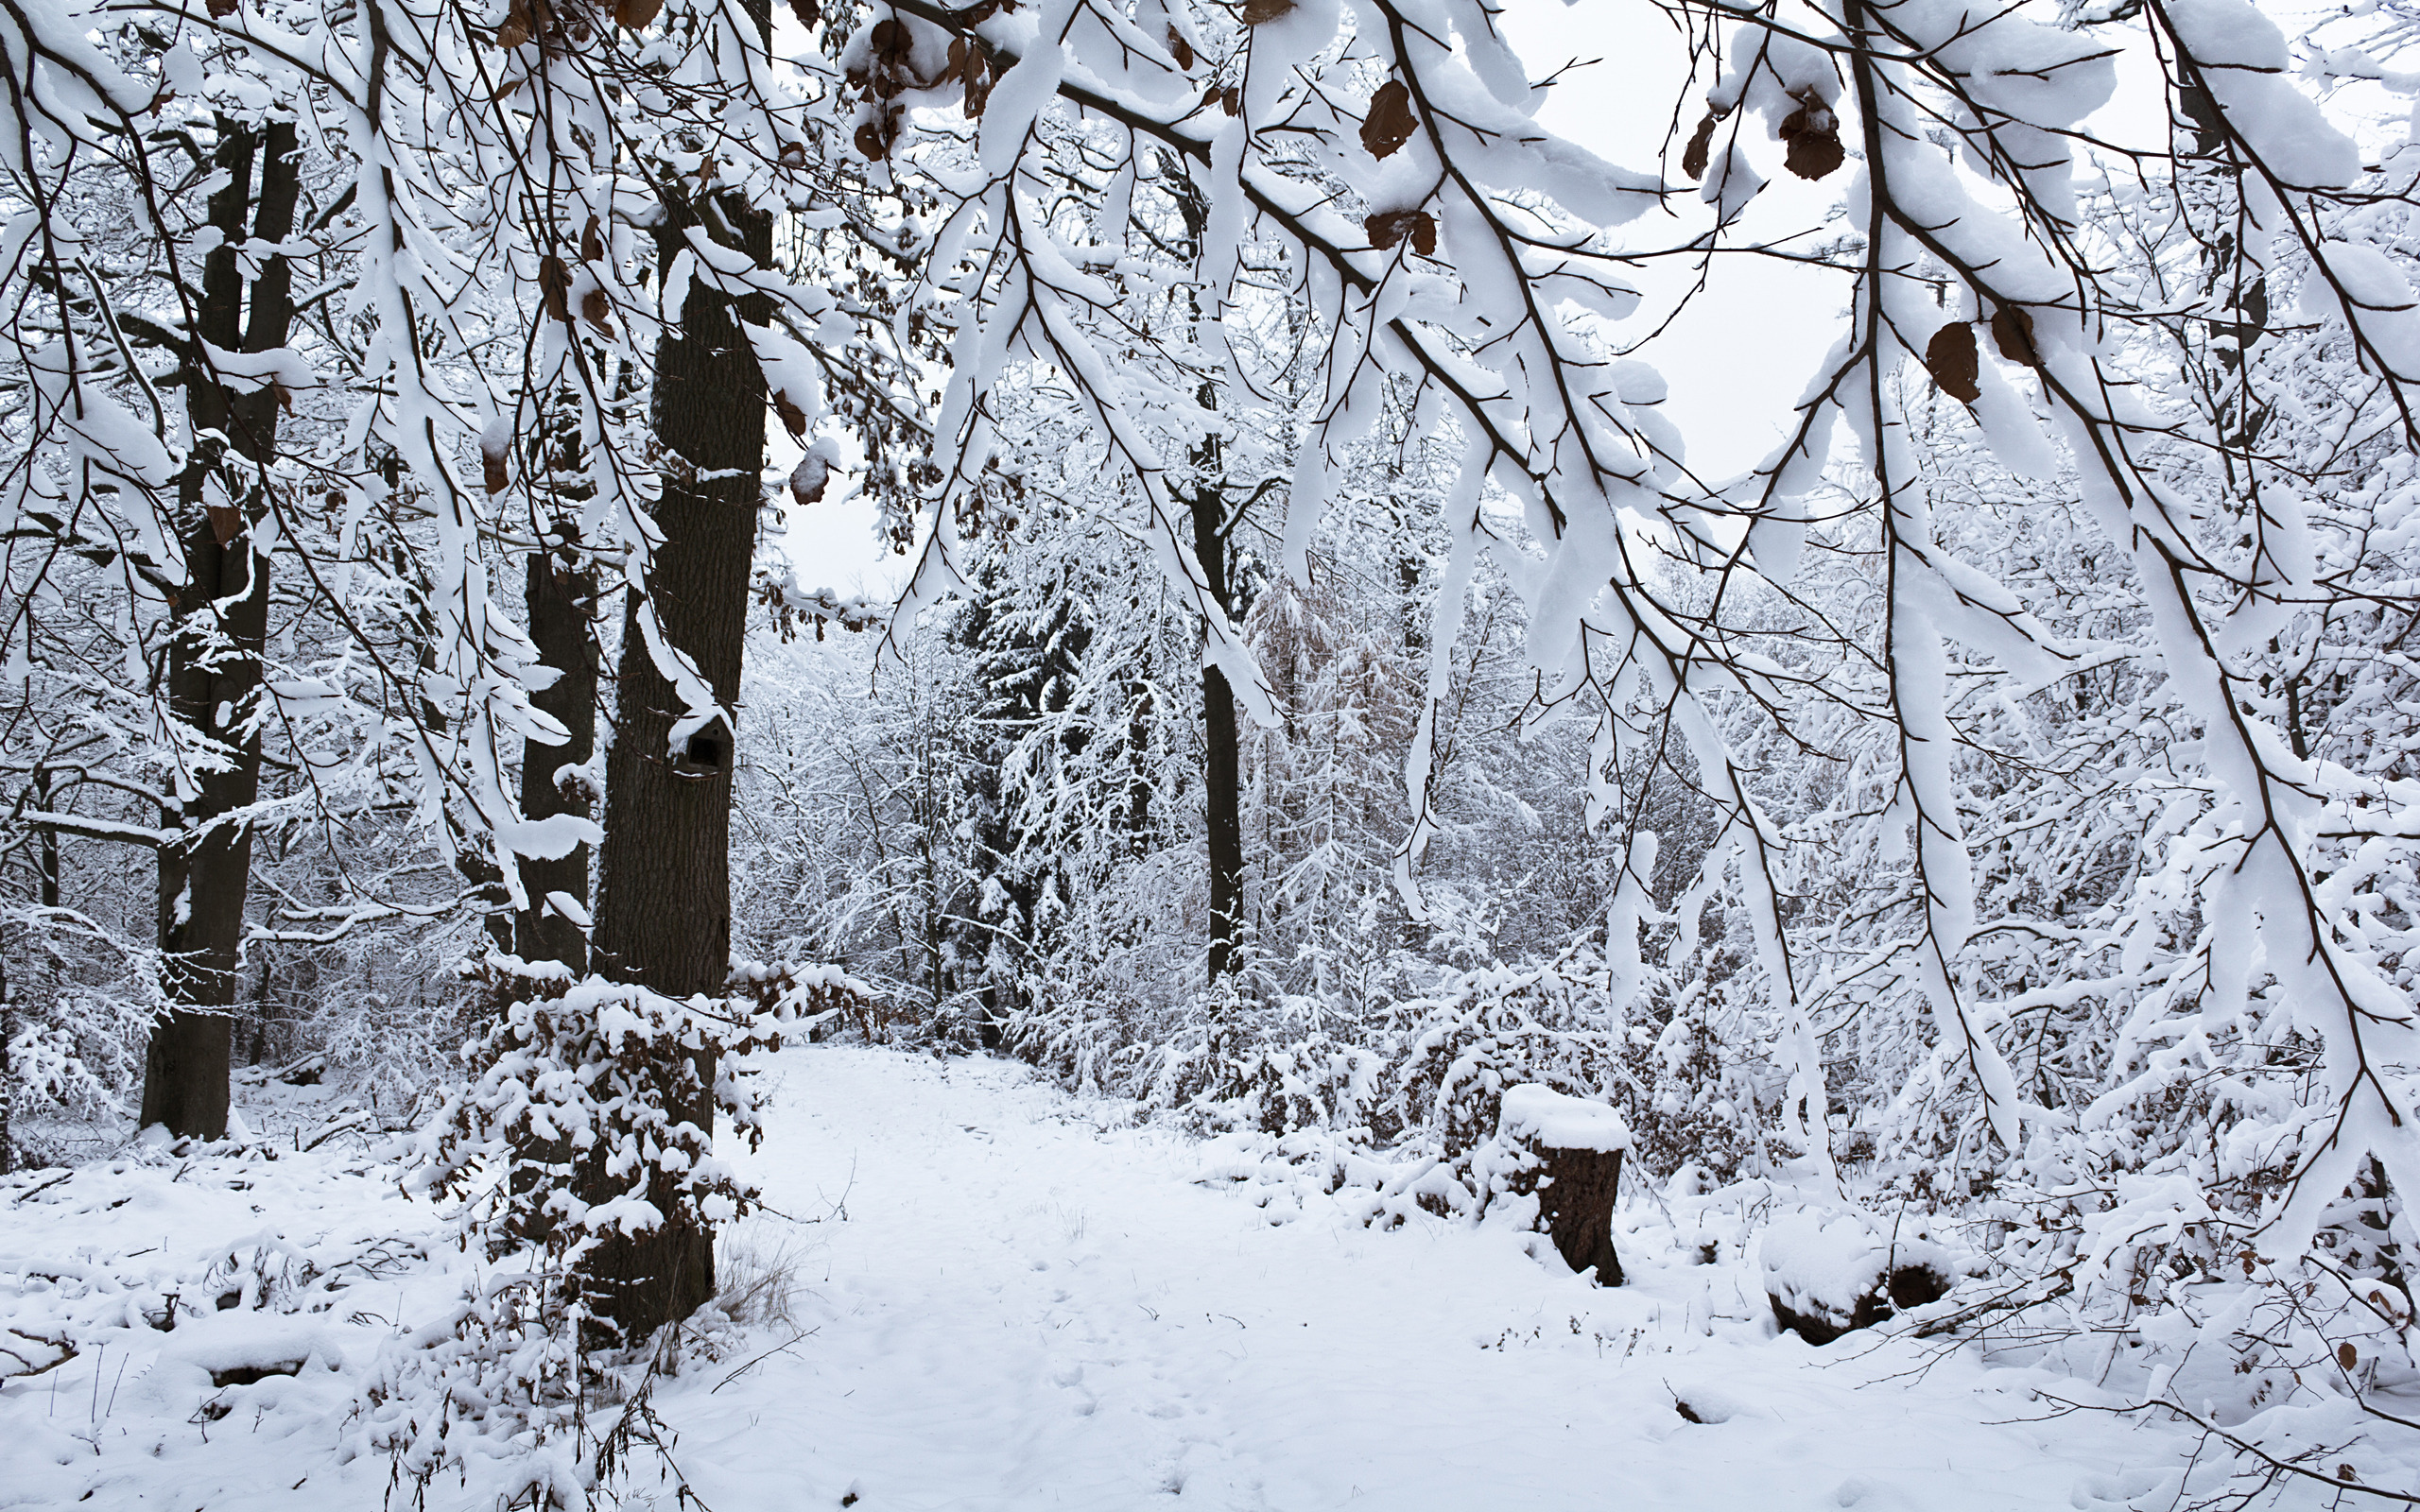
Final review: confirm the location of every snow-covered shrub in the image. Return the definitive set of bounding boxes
[1391,947,1633,1166]
[378,957,869,1500]
[1158,993,1392,1139]
[1,906,161,1167]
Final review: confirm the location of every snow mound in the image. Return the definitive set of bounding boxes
[1759,1211,1958,1345]
[1497,1084,1632,1152]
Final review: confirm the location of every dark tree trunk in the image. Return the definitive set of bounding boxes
[143,117,300,1140]
[1530,1145,1625,1286]
[515,518,596,974]
[584,67,775,1333]
[1190,492,1243,982]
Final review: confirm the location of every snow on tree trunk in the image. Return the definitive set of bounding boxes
[144,116,301,1142]
[583,12,778,1335]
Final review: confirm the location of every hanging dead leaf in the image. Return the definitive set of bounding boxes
[538,254,572,322]
[1991,303,2040,368]
[1923,321,1980,403]
[1167,26,1194,71]
[206,0,239,16]
[1239,0,1294,22]
[1361,79,1416,162]
[615,0,661,29]
[2340,1342,2360,1371]
[772,390,809,438]
[2341,1466,2360,1485]
[1220,85,1242,117]
[1366,208,1436,255]
[580,287,615,334]
[941,36,967,85]
[788,0,818,27]
[483,448,510,495]
[856,110,900,162]
[271,380,295,415]
[870,18,912,65]
[791,452,830,507]
[1778,94,1843,181]
[497,0,535,47]
[1682,110,1720,181]
[964,62,992,119]
[581,214,605,264]
[206,505,242,544]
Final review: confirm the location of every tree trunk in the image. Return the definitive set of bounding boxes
[584,107,775,1335]
[143,117,300,1140]
[515,516,596,974]
[1190,491,1243,982]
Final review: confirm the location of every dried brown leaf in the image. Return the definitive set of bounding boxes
[615,0,661,29]
[205,0,238,16]
[1923,321,1980,403]
[1167,26,1194,71]
[1238,0,1294,22]
[772,390,809,439]
[1682,111,1719,181]
[2340,1342,2360,1371]
[580,287,615,334]
[581,214,605,264]
[483,449,510,495]
[1366,208,1436,256]
[1777,96,1843,181]
[1361,80,1416,162]
[788,0,818,28]
[1220,85,1242,117]
[1991,303,2040,369]
[539,254,572,323]
[206,505,242,544]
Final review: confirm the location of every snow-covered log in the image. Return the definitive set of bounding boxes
[1759,1213,1954,1347]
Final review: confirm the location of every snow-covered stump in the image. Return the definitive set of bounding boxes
[1493,1085,1632,1286]
[1759,1212,1955,1345]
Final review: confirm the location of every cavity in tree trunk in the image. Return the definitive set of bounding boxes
[585,94,774,1335]
[143,117,301,1141]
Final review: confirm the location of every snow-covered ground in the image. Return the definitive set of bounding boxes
[3,1044,2245,1510]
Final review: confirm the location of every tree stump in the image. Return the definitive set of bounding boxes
[1495,1085,1632,1286]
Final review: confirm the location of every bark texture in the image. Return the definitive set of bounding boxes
[1190,491,1242,983]
[583,85,774,1334]
[143,118,300,1140]
[1523,1144,1625,1286]
[514,519,596,975]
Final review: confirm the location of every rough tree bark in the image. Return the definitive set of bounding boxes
[142,117,300,1140]
[515,514,596,975]
[583,43,776,1333]
[1189,488,1243,983]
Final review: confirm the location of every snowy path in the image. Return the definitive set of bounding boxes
[659,1046,2191,1512]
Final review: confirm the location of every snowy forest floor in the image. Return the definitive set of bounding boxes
[2,1044,2296,1511]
